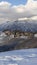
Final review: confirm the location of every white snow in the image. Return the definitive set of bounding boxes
[0,49,37,65]
[8,64,18,65]
[11,56,23,61]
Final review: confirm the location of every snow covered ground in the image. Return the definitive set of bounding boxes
[0,48,37,65]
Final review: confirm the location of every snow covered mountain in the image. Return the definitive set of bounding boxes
[0,20,37,33]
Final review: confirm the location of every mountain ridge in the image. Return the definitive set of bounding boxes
[0,20,37,33]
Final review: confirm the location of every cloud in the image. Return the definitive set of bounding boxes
[0,1,11,7]
[0,0,37,24]
[30,16,37,20]
[18,16,37,21]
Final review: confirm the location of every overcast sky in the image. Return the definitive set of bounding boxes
[0,0,37,24]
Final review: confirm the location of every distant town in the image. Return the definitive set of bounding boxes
[1,29,37,39]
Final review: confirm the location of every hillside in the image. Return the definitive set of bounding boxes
[0,37,37,52]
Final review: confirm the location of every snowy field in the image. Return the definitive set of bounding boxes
[0,48,37,65]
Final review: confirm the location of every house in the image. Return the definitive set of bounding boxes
[3,30,11,36]
[34,33,37,37]
[3,30,14,38]
[23,32,34,38]
[15,31,20,38]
